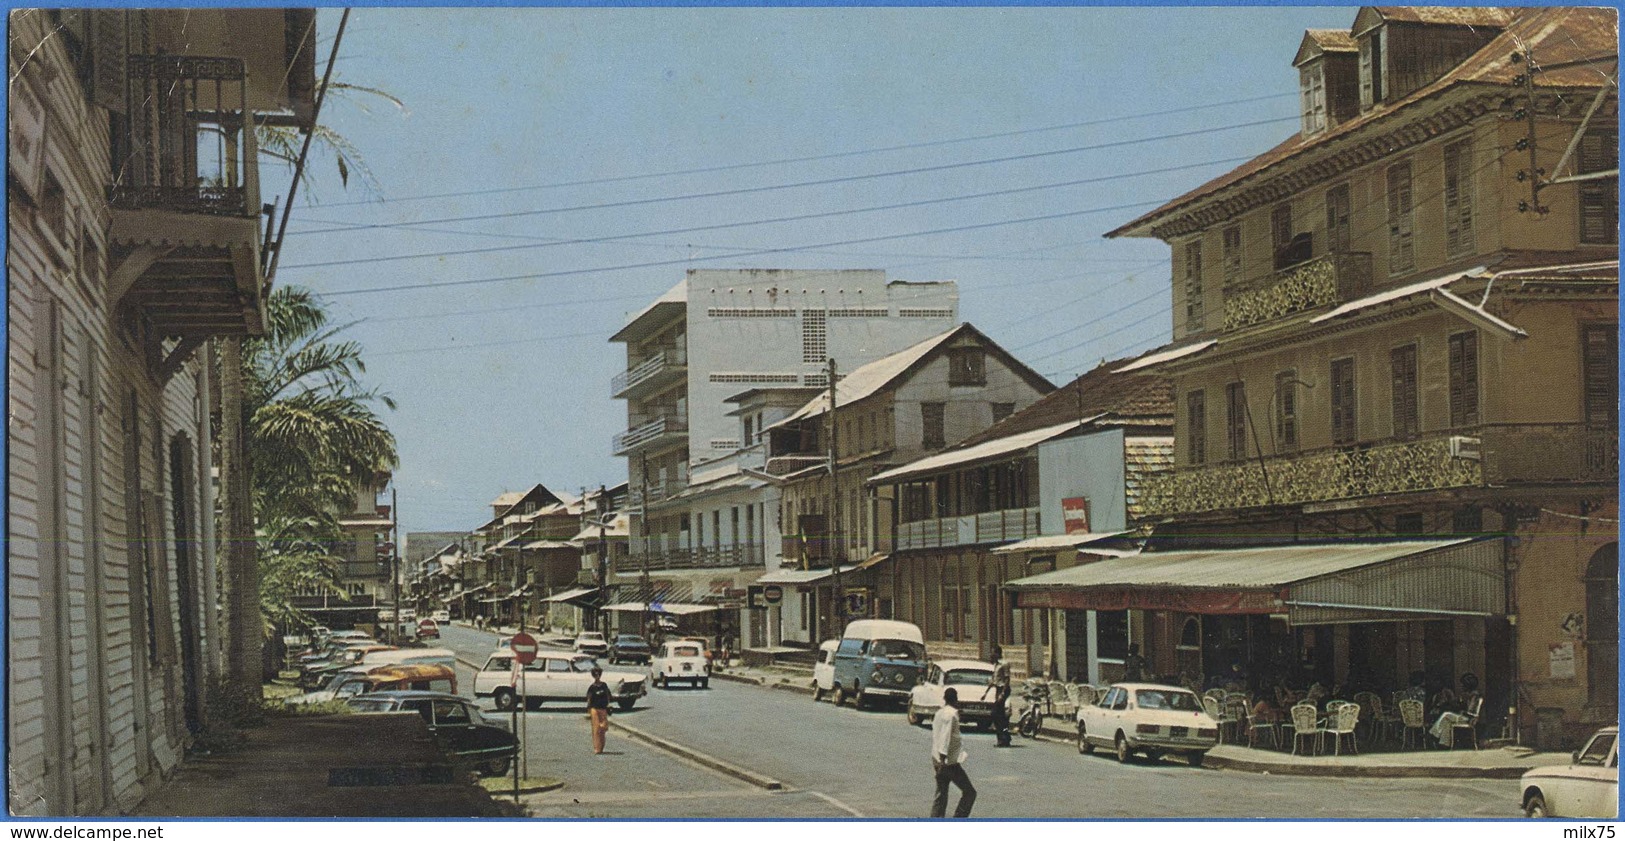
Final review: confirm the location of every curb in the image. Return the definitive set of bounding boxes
[609,719,785,791]
[482,778,567,795]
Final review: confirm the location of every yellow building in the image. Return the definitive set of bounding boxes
[1098,7,1615,748]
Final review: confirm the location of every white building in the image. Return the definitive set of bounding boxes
[609,269,958,646]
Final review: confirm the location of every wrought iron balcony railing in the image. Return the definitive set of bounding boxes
[1222,252,1373,331]
[109,55,260,217]
[1139,424,1617,518]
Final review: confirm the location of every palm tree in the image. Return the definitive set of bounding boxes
[258,80,406,200]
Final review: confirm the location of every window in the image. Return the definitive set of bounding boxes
[1443,140,1475,256]
[1585,545,1619,707]
[1584,325,1618,426]
[1331,358,1356,445]
[1580,130,1618,245]
[1359,30,1383,110]
[1271,204,1294,270]
[921,402,945,450]
[1186,389,1207,465]
[433,700,470,726]
[1225,382,1248,461]
[1222,225,1243,290]
[1326,183,1352,254]
[1387,161,1415,274]
[1183,239,1204,331]
[801,309,827,363]
[991,402,1015,424]
[1448,331,1479,427]
[1391,343,1419,439]
[1274,370,1298,452]
[948,347,986,386]
[1300,64,1327,134]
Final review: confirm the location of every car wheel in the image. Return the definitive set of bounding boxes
[699,678,709,689]
[1076,722,1094,754]
[853,689,868,711]
[493,688,516,712]
[480,756,512,777]
[813,683,825,702]
[832,684,848,707]
[618,699,635,712]
[652,673,663,688]
[1186,751,1206,768]
[906,702,923,727]
[1115,732,1133,764]
[1524,793,1549,818]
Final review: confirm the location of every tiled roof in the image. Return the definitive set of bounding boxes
[1364,7,1516,28]
[1109,6,1616,238]
[1124,436,1174,522]
[1303,29,1356,53]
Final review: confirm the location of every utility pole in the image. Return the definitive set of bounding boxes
[391,484,401,644]
[639,453,652,640]
[828,357,844,631]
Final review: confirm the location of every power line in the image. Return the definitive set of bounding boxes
[1010,285,1168,353]
[289,116,1298,236]
[282,156,1252,270]
[296,91,1298,212]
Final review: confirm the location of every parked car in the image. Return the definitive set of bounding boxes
[288,663,458,706]
[906,660,998,727]
[415,618,440,640]
[348,690,517,777]
[1076,683,1219,766]
[478,651,646,711]
[431,609,451,623]
[650,640,709,689]
[574,631,610,657]
[609,634,653,665]
[811,639,839,700]
[360,647,459,673]
[829,619,927,709]
[298,643,396,689]
[1522,726,1618,818]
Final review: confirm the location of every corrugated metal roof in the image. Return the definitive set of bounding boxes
[771,327,962,428]
[869,419,1099,485]
[1368,6,1516,27]
[1309,266,1487,323]
[1006,539,1473,590]
[990,531,1129,554]
[1113,340,1216,374]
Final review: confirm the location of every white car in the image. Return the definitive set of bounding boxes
[574,631,610,657]
[431,609,451,623]
[1076,683,1219,766]
[1522,726,1618,817]
[476,650,646,711]
[650,640,710,689]
[811,639,838,700]
[906,660,998,727]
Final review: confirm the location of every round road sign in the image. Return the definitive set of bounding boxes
[509,631,539,665]
[762,585,783,605]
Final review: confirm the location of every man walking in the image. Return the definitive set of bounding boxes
[983,645,1013,747]
[930,687,976,818]
[586,666,613,754]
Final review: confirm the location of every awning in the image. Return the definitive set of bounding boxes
[523,539,582,551]
[1006,538,1504,625]
[755,566,858,586]
[542,587,604,607]
[1310,266,1487,324]
[601,601,718,616]
[853,552,891,572]
[990,531,1130,554]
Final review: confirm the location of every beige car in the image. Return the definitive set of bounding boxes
[1522,726,1618,818]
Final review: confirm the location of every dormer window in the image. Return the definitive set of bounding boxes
[1300,64,1327,134]
[1358,29,1384,110]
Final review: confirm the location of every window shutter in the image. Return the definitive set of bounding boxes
[1387,162,1414,274]
[1448,332,1479,427]
[1331,359,1356,445]
[1325,184,1351,254]
[1184,240,1204,331]
[1580,132,1619,246]
[87,10,129,114]
[1226,382,1247,461]
[1187,390,1206,465]
[1271,204,1293,270]
[1584,325,1618,427]
[1358,37,1374,110]
[1390,344,1418,439]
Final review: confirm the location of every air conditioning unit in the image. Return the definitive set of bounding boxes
[1448,435,1481,460]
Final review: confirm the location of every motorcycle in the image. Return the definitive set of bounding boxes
[1016,679,1050,738]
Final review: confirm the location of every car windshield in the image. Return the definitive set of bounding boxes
[1136,689,1202,711]
[570,657,599,672]
[671,645,701,657]
[870,640,925,661]
[348,699,394,713]
[944,669,992,686]
[333,679,368,698]
[616,636,645,644]
[580,633,604,641]
[1579,733,1617,766]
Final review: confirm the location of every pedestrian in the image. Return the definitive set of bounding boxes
[982,645,1013,747]
[586,666,613,754]
[930,687,976,818]
[1123,642,1147,682]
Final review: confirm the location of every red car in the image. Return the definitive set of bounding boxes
[416,618,440,640]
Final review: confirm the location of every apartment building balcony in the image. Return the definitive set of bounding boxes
[612,413,689,456]
[107,55,270,350]
[627,479,690,508]
[1222,252,1373,331]
[896,507,1042,552]
[611,348,687,400]
[620,543,766,572]
[1139,424,1617,518]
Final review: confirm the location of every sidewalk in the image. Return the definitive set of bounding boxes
[133,713,514,817]
[711,660,1570,780]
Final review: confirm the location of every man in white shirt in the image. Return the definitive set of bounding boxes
[930,687,976,818]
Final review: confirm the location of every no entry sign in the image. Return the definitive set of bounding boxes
[762,585,783,605]
[509,631,539,665]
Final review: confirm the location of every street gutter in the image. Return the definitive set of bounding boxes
[609,719,785,791]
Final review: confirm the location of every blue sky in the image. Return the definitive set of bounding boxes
[272,6,1358,533]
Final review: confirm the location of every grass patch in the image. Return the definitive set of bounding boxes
[478,775,563,795]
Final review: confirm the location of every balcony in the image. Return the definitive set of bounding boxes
[627,478,689,508]
[612,414,689,456]
[612,348,687,399]
[896,507,1042,551]
[107,54,268,350]
[1139,424,1617,518]
[620,543,766,572]
[1222,252,1373,331]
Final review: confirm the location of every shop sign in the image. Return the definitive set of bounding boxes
[1549,641,1576,680]
[1062,497,1091,534]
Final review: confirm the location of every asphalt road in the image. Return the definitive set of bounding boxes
[437,624,1519,818]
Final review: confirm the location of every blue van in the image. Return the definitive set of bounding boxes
[829,619,927,709]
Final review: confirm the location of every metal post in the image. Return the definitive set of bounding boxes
[828,357,844,631]
[391,485,400,644]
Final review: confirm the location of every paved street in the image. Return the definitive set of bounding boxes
[438,625,1520,818]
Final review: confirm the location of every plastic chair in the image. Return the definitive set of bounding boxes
[1073,684,1098,708]
[1290,703,1322,755]
[1325,702,1360,755]
[1398,698,1426,750]
[1048,681,1074,718]
[1450,696,1483,750]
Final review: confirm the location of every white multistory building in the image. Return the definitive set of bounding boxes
[609,269,958,647]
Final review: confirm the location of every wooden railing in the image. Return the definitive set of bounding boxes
[896,507,1041,551]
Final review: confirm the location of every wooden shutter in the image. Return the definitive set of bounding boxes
[1358,36,1375,110]
[86,10,129,114]
[1331,358,1356,445]
[1326,183,1351,254]
[1271,204,1293,270]
[1184,239,1204,330]
[1187,390,1206,465]
[1387,161,1414,274]
[1226,382,1247,461]
[1448,331,1479,427]
[1583,325,1618,427]
[1275,370,1298,452]
[1580,132,1619,246]
[1222,226,1243,290]
[1390,344,1419,439]
[1444,141,1474,256]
